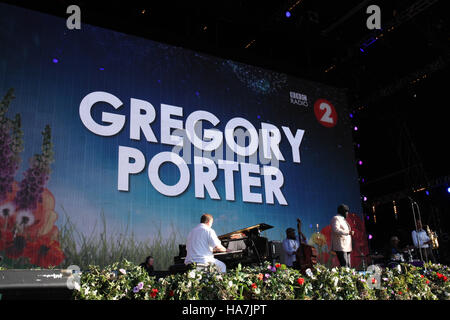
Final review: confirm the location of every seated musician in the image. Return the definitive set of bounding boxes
[282,218,307,268]
[184,213,229,273]
[384,236,407,267]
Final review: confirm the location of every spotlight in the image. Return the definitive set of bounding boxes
[354,126,358,131]
[447,187,450,193]
[425,190,430,196]
[52,58,58,63]
[358,160,363,166]
[368,234,373,240]
[363,196,367,202]
[285,11,291,18]
[349,113,353,118]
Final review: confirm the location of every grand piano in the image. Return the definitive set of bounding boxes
[171,223,277,272]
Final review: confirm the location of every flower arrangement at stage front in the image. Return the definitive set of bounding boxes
[0,88,64,268]
[73,260,449,300]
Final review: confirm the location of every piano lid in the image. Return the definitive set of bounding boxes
[218,223,273,240]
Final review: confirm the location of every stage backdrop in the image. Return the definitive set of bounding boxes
[0,3,367,270]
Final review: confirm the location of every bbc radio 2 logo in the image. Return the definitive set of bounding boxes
[289,91,308,107]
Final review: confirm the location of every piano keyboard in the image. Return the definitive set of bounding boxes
[214,249,244,256]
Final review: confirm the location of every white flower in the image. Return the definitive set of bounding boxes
[119,268,126,275]
[305,268,313,277]
[188,270,196,279]
[333,277,339,287]
[15,209,35,228]
[228,281,233,288]
[0,202,15,218]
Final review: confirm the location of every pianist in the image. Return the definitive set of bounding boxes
[185,213,229,273]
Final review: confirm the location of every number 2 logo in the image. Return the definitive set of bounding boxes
[314,99,338,128]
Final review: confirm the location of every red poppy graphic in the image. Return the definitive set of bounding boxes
[318,225,339,267]
[0,229,14,251]
[5,235,27,259]
[23,235,65,268]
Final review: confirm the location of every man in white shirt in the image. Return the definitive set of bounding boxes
[282,228,300,267]
[282,218,307,267]
[411,220,436,263]
[331,204,354,268]
[185,213,228,273]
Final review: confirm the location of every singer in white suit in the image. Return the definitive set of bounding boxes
[331,204,354,267]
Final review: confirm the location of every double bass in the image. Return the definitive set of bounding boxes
[294,218,318,272]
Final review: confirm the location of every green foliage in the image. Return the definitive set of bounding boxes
[58,210,181,271]
[73,261,450,300]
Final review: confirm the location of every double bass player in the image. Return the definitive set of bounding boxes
[282,218,307,267]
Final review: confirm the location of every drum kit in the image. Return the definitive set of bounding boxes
[356,245,424,271]
[357,198,440,271]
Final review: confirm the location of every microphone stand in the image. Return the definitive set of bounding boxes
[410,197,427,270]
